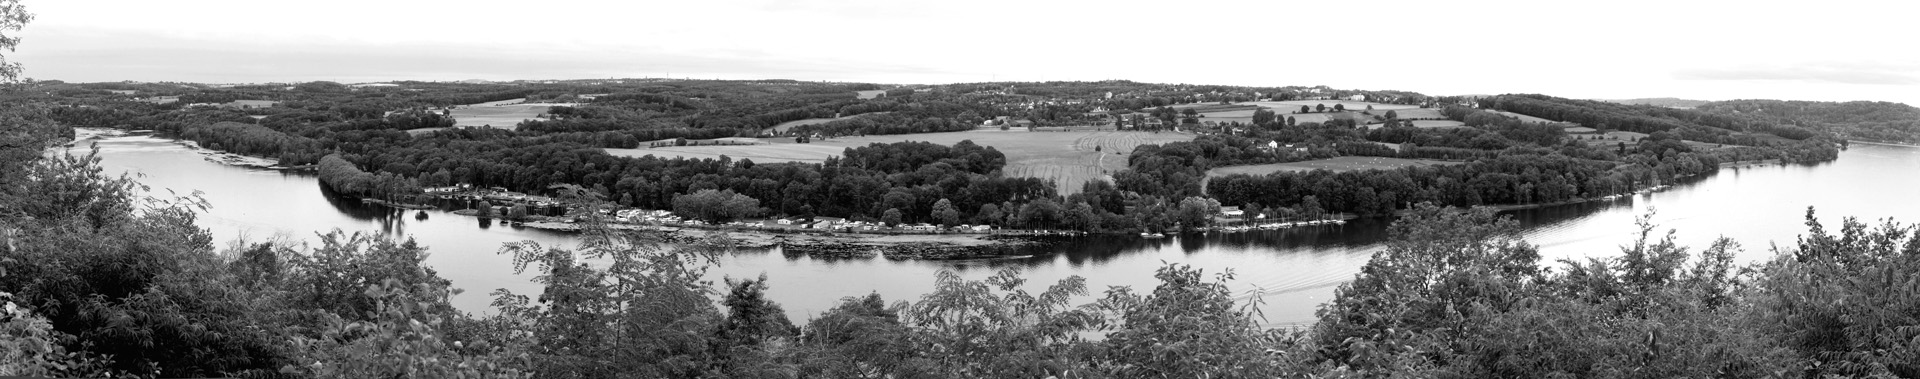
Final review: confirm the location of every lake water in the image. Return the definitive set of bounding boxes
[74,135,1920,328]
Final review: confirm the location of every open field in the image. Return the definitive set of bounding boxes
[1411,120,1468,128]
[447,98,574,128]
[1168,103,1261,113]
[1242,100,1421,111]
[764,112,888,134]
[607,129,1195,194]
[856,90,886,99]
[1388,108,1444,119]
[1489,110,1561,124]
[1206,156,1461,177]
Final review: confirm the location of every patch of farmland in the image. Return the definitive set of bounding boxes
[1242,100,1421,111]
[1411,120,1468,128]
[447,98,577,129]
[1488,110,1561,124]
[764,112,889,134]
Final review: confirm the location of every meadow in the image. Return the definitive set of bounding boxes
[763,112,887,134]
[447,98,570,129]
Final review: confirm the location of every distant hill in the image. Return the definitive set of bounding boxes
[1603,98,1711,109]
[1695,100,1920,145]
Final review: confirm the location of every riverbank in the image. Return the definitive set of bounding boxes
[509,219,1055,260]
[1849,140,1920,148]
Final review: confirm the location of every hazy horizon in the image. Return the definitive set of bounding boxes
[12,0,1920,106]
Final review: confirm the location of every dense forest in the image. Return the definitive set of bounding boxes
[6,124,1920,377]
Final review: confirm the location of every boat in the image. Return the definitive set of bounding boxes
[1139,232,1165,239]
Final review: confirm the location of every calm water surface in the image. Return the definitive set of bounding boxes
[75,135,1920,327]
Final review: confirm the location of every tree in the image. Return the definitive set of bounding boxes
[1299,105,1311,114]
[1315,104,1327,113]
[1384,110,1398,120]
[931,198,960,226]
[1333,103,1346,112]
[1097,264,1288,377]
[880,208,903,227]
[508,204,530,220]
[976,203,1003,226]
[672,189,763,223]
[0,0,33,82]
[476,200,494,218]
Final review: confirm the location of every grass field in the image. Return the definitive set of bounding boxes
[1411,120,1468,128]
[1206,156,1460,177]
[607,128,1195,194]
[1243,100,1421,111]
[764,112,888,134]
[856,90,886,99]
[447,98,572,129]
[1389,108,1445,119]
[1489,110,1561,124]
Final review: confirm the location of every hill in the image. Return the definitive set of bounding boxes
[1603,97,1711,108]
[1695,100,1920,145]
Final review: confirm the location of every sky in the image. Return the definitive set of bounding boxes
[10,0,1920,105]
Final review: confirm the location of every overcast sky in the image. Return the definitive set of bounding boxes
[12,0,1919,105]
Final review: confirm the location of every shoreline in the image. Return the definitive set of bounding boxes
[1848,140,1920,148]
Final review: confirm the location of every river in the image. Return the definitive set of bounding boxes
[72,134,1920,328]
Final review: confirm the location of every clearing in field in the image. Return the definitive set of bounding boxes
[1206,156,1461,178]
[606,128,1196,194]
[763,112,888,134]
[1242,100,1421,111]
[856,90,887,99]
[1410,120,1467,128]
[1488,110,1562,124]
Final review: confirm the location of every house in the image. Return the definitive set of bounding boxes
[1347,95,1367,101]
[776,219,793,225]
[1221,206,1244,218]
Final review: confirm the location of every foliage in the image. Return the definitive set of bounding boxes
[0,0,29,82]
[1749,208,1920,377]
[671,189,763,223]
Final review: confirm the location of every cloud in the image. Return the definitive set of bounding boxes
[13,26,960,84]
[1674,62,1920,85]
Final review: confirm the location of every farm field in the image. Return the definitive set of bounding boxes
[607,129,1195,194]
[764,112,888,134]
[1388,108,1444,119]
[1206,156,1461,177]
[447,98,572,128]
[855,90,886,99]
[1411,120,1467,128]
[1489,110,1561,124]
[1242,100,1421,111]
